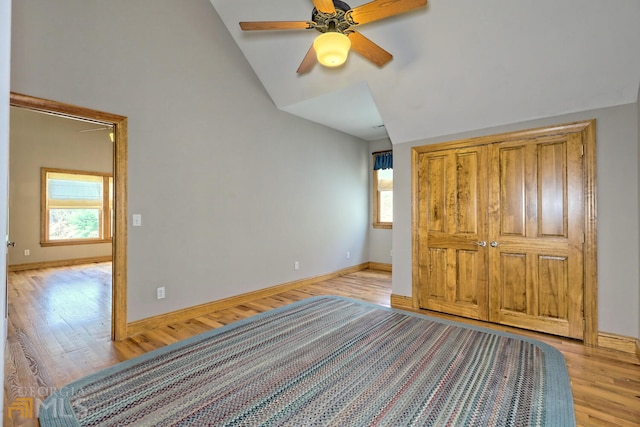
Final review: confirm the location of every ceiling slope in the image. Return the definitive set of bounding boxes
[210,0,640,143]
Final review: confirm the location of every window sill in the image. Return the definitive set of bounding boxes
[373,223,392,229]
[41,239,113,247]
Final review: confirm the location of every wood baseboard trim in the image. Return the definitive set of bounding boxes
[368,262,392,272]
[598,332,640,357]
[390,294,413,311]
[8,256,113,272]
[391,296,639,360]
[127,263,371,337]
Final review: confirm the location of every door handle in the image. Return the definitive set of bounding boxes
[490,241,499,248]
[472,241,487,247]
[6,241,15,248]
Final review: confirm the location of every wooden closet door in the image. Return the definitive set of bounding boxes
[417,146,489,320]
[487,133,584,339]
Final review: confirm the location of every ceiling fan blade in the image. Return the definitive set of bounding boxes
[239,21,312,31]
[348,0,427,26]
[312,0,336,14]
[297,45,317,74]
[347,31,393,67]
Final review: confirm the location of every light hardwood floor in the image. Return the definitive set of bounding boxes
[3,263,640,426]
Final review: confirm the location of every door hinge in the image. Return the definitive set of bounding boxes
[582,232,585,243]
[581,144,584,156]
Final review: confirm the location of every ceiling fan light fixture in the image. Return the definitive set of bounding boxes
[313,32,351,67]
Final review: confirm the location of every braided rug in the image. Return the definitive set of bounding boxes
[39,296,575,426]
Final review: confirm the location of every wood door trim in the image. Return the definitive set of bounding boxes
[581,121,597,346]
[412,121,595,154]
[412,119,597,346]
[10,92,129,341]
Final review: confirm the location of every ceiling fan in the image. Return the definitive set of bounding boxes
[239,0,427,73]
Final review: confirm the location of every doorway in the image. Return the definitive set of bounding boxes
[9,93,128,340]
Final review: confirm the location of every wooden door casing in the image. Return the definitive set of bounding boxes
[412,121,597,343]
[10,92,129,340]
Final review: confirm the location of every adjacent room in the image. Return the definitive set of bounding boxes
[1,0,639,425]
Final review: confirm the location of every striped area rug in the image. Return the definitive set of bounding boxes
[39,296,575,426]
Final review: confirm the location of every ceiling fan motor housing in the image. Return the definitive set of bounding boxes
[311,0,353,34]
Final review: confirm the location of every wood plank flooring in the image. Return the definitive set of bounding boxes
[3,263,640,426]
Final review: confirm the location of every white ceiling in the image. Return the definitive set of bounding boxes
[210,0,640,143]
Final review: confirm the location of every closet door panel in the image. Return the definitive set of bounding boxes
[498,146,526,236]
[457,250,480,305]
[488,134,584,339]
[425,154,446,232]
[418,147,488,320]
[538,142,567,236]
[499,252,527,313]
[414,121,594,342]
[538,255,568,319]
[455,152,479,234]
[425,247,447,300]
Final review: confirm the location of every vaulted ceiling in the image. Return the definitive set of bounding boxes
[210,0,640,143]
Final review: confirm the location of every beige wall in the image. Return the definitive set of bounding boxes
[8,107,113,265]
[393,104,640,339]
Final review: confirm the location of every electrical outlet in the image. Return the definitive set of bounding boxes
[133,214,142,227]
[157,287,165,299]
[294,261,299,270]
[346,251,350,259]
[24,249,30,256]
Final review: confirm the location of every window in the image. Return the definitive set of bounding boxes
[373,151,393,228]
[41,168,113,246]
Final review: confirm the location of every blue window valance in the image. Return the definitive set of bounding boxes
[373,151,393,170]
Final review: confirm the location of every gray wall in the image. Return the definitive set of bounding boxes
[9,107,113,265]
[1,0,12,417]
[368,138,393,265]
[393,104,640,338]
[9,0,640,340]
[10,0,370,322]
